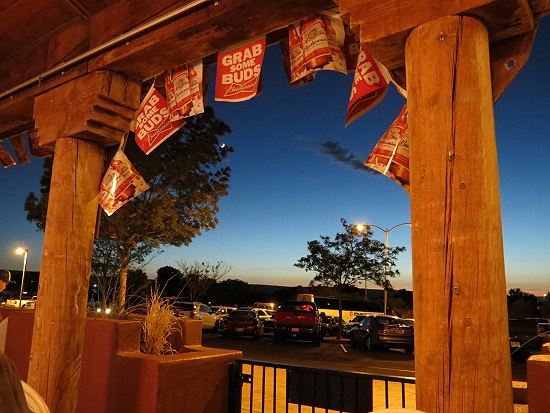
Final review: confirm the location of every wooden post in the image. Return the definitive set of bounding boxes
[28,71,140,413]
[406,16,513,412]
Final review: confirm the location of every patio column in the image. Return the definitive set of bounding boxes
[406,16,513,413]
[28,70,140,413]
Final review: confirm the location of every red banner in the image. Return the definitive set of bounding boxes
[287,12,346,85]
[0,142,16,168]
[345,46,391,126]
[165,59,204,121]
[134,85,186,155]
[9,134,30,165]
[215,37,266,102]
[98,149,149,216]
[364,105,410,192]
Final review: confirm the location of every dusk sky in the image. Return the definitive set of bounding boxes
[1,18,549,295]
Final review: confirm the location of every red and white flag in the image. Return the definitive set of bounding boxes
[165,59,205,121]
[287,12,347,85]
[215,37,266,102]
[98,149,149,216]
[0,142,16,168]
[345,46,391,126]
[8,134,30,165]
[364,104,410,192]
[134,85,186,155]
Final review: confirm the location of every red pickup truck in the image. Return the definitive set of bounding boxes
[273,300,322,346]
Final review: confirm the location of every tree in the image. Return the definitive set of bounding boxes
[156,266,183,298]
[206,279,254,307]
[295,218,405,338]
[178,261,231,302]
[25,106,233,310]
[507,288,539,318]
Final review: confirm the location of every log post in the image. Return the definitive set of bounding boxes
[28,71,140,413]
[406,16,513,412]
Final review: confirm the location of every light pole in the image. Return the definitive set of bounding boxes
[357,223,411,314]
[16,247,28,308]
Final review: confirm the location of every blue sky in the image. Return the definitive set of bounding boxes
[1,19,549,295]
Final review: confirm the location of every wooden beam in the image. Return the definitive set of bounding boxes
[406,15,513,413]
[90,0,337,79]
[339,0,535,70]
[33,70,141,148]
[27,70,140,412]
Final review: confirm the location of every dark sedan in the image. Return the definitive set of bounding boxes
[221,309,264,340]
[349,315,414,353]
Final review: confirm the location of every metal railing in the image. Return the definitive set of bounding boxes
[229,359,416,413]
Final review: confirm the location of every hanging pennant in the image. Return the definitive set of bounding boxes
[0,142,16,168]
[345,45,391,126]
[133,85,186,155]
[286,11,346,85]
[98,149,149,216]
[364,105,410,192]
[215,37,266,102]
[8,134,30,165]
[165,59,205,121]
[343,24,360,72]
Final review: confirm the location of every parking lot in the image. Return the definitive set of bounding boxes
[203,331,528,381]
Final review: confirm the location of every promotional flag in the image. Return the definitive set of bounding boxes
[345,45,391,126]
[8,134,30,165]
[215,37,266,102]
[0,142,16,168]
[98,149,149,216]
[279,36,315,87]
[364,105,410,192]
[27,130,53,158]
[165,59,205,121]
[134,85,186,155]
[286,12,346,85]
[343,24,360,72]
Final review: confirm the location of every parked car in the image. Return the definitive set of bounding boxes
[342,315,367,338]
[221,309,264,340]
[320,316,345,337]
[274,301,322,346]
[349,315,414,353]
[5,295,38,309]
[211,306,237,329]
[173,301,219,330]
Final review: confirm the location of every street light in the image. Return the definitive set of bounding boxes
[356,223,411,315]
[16,247,28,309]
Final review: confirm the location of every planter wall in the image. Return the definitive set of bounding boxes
[0,308,242,413]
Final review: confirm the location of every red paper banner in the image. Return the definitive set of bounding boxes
[165,60,204,121]
[134,85,186,155]
[364,105,410,192]
[215,37,266,102]
[98,149,149,216]
[345,46,390,126]
[287,12,346,85]
[0,142,16,168]
[9,134,30,165]
[343,24,360,72]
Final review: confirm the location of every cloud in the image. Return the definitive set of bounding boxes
[318,141,376,174]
